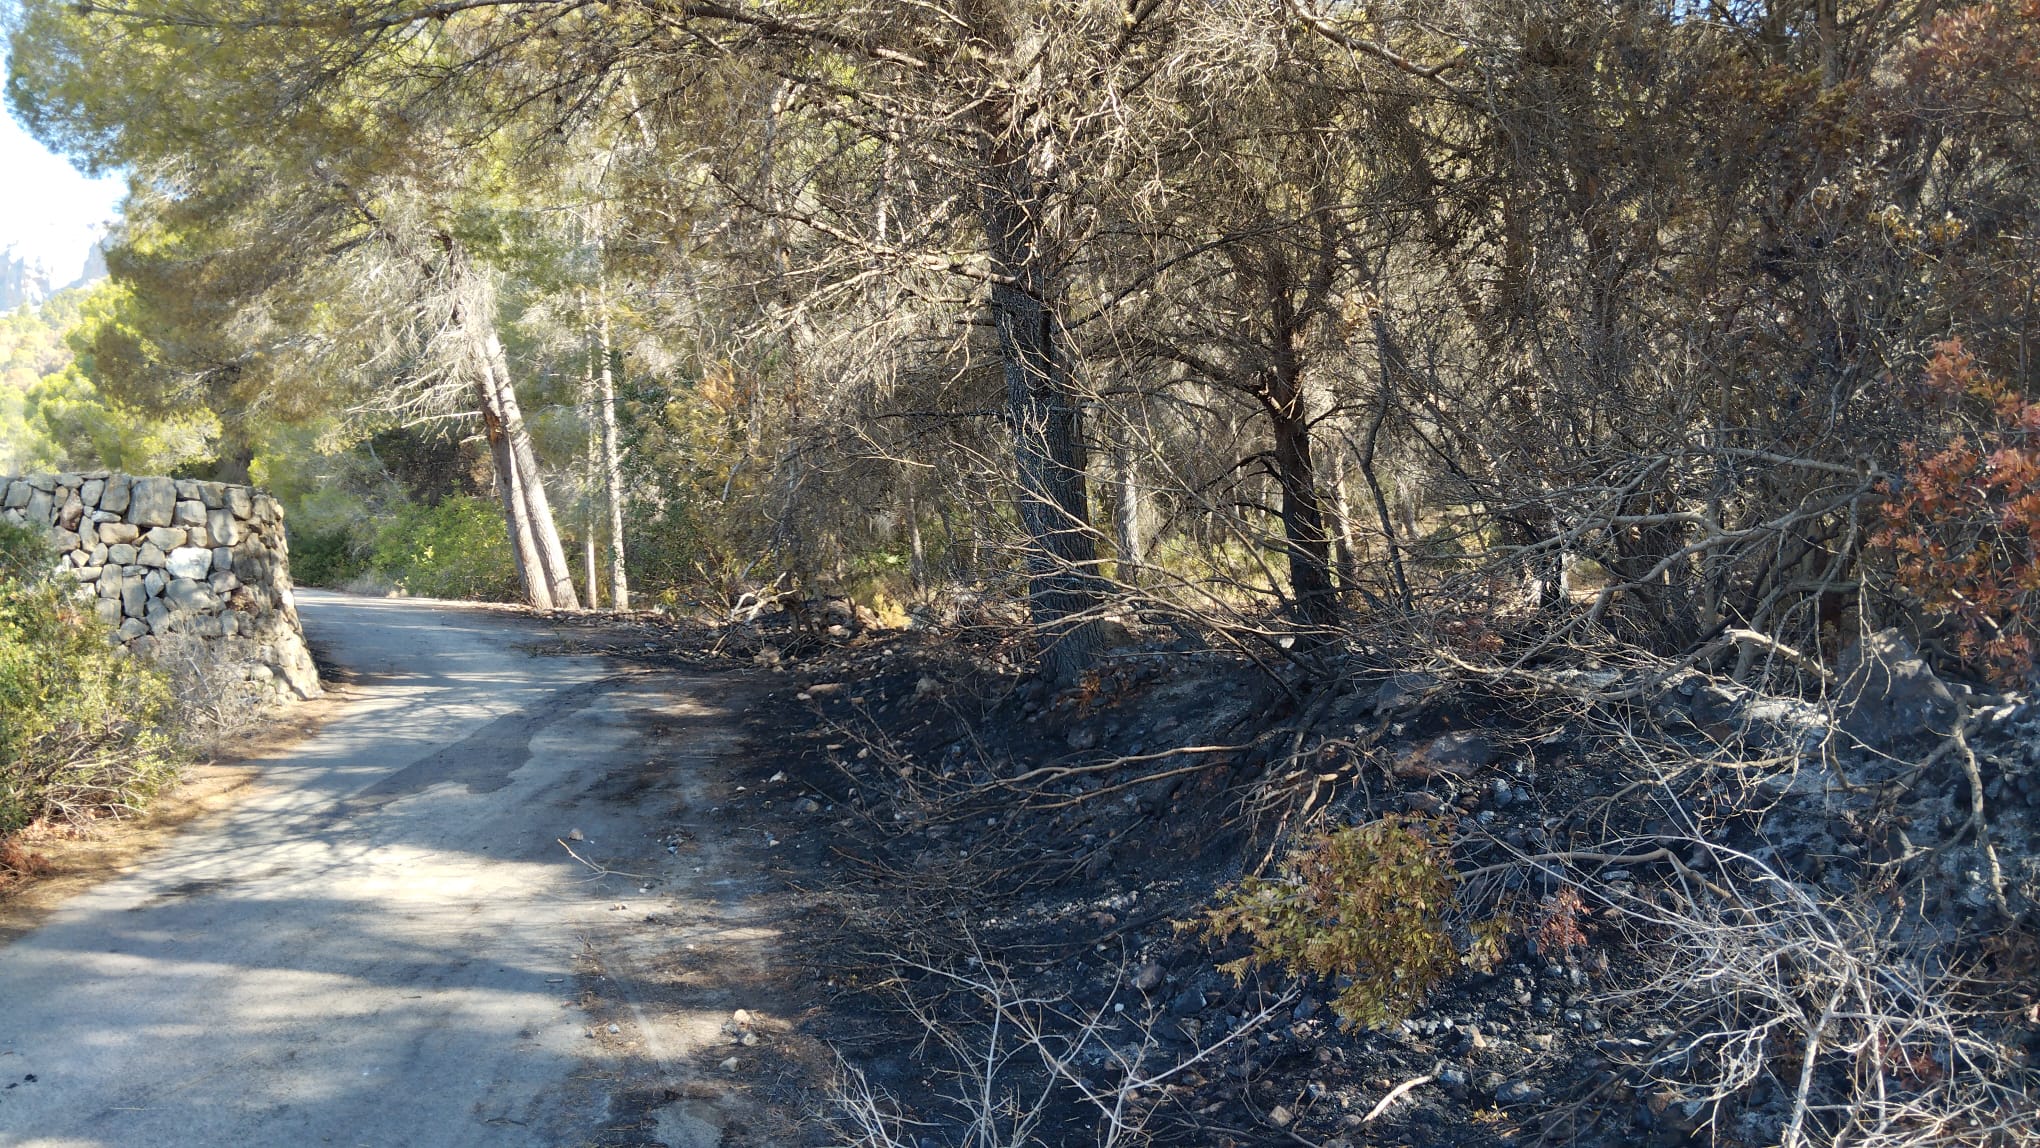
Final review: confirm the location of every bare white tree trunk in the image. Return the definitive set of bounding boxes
[906,485,927,590]
[485,331,580,609]
[582,343,601,609]
[478,377,551,608]
[1329,448,1358,594]
[1109,428,1145,586]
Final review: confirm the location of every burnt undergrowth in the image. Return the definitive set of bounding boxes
[539,604,2040,1148]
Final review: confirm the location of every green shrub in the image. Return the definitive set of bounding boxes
[369,495,519,601]
[288,524,370,589]
[0,522,177,835]
[1194,815,1508,1029]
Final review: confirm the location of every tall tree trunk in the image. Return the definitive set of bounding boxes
[478,379,551,608]
[594,307,629,610]
[1264,291,1337,631]
[486,331,580,609]
[979,134,1100,683]
[1329,448,1358,595]
[906,486,928,591]
[1366,315,1417,610]
[1110,426,1146,587]
[1266,397,1337,630]
[582,342,601,609]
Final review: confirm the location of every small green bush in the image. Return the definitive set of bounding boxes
[288,524,369,589]
[369,496,519,601]
[0,522,177,835]
[1195,815,1506,1029]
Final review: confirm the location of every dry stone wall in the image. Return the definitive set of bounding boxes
[1,472,321,699]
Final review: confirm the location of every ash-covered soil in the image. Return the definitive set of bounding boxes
[535,606,2040,1148]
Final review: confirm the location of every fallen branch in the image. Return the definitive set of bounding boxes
[1364,1073,1434,1123]
[556,838,653,881]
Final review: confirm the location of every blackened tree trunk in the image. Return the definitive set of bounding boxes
[1262,274,1338,632]
[1264,378,1337,630]
[979,136,1100,683]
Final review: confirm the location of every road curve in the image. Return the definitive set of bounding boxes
[0,591,747,1148]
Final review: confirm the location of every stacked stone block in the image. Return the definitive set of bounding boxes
[0,472,321,699]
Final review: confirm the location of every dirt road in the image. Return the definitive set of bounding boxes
[0,592,782,1148]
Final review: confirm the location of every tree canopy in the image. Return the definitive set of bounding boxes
[7,0,2039,682]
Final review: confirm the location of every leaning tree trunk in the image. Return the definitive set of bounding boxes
[478,378,551,608]
[486,332,581,610]
[979,136,1100,683]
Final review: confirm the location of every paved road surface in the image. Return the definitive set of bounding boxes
[0,592,758,1148]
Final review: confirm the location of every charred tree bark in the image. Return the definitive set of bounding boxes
[1263,378,1337,630]
[979,134,1100,683]
[1262,270,1338,632]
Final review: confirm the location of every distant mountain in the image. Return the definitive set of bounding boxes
[0,239,105,313]
[0,247,57,313]
[71,240,107,289]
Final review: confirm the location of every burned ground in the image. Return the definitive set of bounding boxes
[530,608,2040,1148]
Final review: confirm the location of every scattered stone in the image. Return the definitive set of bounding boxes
[1131,962,1165,993]
[1496,1080,1545,1105]
[1836,628,1957,748]
[1403,791,1446,813]
[1394,731,1494,779]
[1373,670,1439,715]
